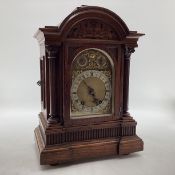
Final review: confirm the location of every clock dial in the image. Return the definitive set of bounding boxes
[71,48,114,118]
[71,70,111,114]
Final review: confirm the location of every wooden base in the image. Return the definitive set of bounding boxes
[34,126,143,165]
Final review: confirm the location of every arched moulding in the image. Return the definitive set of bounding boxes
[34,6,144,47]
[58,6,129,40]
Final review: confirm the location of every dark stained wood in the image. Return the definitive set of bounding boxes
[34,5,144,165]
[46,46,59,123]
[123,46,135,117]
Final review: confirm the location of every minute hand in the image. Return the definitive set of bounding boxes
[83,80,100,105]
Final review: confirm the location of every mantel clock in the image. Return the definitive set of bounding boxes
[34,6,144,165]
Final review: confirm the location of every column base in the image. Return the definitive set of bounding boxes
[47,115,59,124]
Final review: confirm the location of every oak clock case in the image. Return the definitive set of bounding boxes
[34,6,144,165]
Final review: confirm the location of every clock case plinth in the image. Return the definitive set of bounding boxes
[34,6,144,165]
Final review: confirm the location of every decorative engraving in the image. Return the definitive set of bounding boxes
[73,49,111,70]
[68,19,118,40]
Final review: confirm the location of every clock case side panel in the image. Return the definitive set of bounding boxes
[39,45,64,122]
[36,41,50,120]
[35,43,65,146]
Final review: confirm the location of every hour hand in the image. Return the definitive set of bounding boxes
[92,97,101,105]
[83,80,94,95]
[83,80,101,105]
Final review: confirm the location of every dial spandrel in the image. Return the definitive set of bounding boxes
[70,48,114,118]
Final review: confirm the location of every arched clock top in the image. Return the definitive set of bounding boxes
[34,6,144,46]
[59,6,129,40]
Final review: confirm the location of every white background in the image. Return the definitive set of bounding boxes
[0,0,175,175]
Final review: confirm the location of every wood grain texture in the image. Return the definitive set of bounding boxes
[34,5,144,165]
[35,126,143,165]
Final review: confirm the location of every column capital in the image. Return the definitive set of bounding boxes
[124,46,135,60]
[46,45,58,59]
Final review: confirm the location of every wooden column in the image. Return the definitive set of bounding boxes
[123,46,135,117]
[47,46,59,123]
